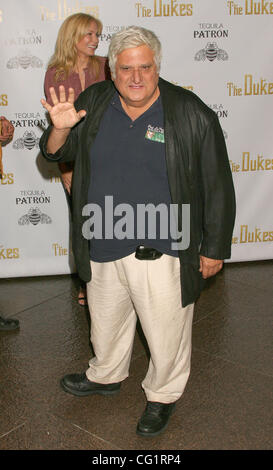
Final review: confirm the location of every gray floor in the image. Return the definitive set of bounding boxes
[0,260,272,450]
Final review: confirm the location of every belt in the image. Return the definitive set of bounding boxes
[135,246,163,260]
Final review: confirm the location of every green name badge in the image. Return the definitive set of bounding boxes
[145,125,165,143]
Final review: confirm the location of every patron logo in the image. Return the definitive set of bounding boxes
[193,23,229,39]
[18,208,52,226]
[40,0,99,21]
[2,29,42,48]
[100,25,126,42]
[227,74,273,96]
[7,50,43,69]
[195,43,228,62]
[13,131,40,151]
[11,112,47,129]
[0,246,20,260]
[16,190,51,205]
[227,0,273,15]
[207,104,228,139]
[208,104,228,118]
[135,0,193,17]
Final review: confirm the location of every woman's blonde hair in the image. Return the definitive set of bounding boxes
[48,13,103,82]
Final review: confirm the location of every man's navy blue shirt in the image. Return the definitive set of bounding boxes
[87,92,178,262]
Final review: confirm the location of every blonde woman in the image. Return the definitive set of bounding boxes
[44,13,109,306]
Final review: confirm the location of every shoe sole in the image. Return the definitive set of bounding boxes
[0,325,20,332]
[60,379,121,397]
[136,404,176,437]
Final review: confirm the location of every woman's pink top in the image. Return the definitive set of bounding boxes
[44,56,109,105]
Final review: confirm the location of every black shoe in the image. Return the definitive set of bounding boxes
[60,373,121,397]
[0,315,20,331]
[136,401,176,437]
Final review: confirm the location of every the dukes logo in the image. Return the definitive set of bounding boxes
[135,0,193,17]
[227,74,273,96]
[232,225,273,244]
[0,245,20,260]
[230,152,273,172]
[227,0,273,15]
[40,0,99,21]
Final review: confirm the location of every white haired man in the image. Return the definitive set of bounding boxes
[40,26,235,437]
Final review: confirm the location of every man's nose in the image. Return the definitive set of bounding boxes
[131,68,142,83]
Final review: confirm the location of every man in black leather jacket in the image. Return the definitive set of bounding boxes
[40,26,235,437]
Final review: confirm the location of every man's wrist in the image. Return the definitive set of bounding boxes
[51,126,71,135]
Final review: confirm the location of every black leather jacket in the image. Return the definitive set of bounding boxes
[40,77,236,306]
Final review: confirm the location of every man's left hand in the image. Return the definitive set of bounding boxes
[199,255,223,279]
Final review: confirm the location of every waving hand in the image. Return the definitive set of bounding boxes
[41,86,87,154]
[41,85,86,130]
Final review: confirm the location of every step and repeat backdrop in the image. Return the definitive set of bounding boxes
[0,0,272,278]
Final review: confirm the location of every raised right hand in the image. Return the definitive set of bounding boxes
[41,85,86,130]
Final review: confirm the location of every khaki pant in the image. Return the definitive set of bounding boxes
[86,253,194,403]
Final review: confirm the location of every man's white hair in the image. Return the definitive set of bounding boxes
[108,26,162,79]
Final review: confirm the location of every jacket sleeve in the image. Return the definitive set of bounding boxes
[199,115,236,260]
[39,125,76,163]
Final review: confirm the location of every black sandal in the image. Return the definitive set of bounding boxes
[0,315,20,331]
